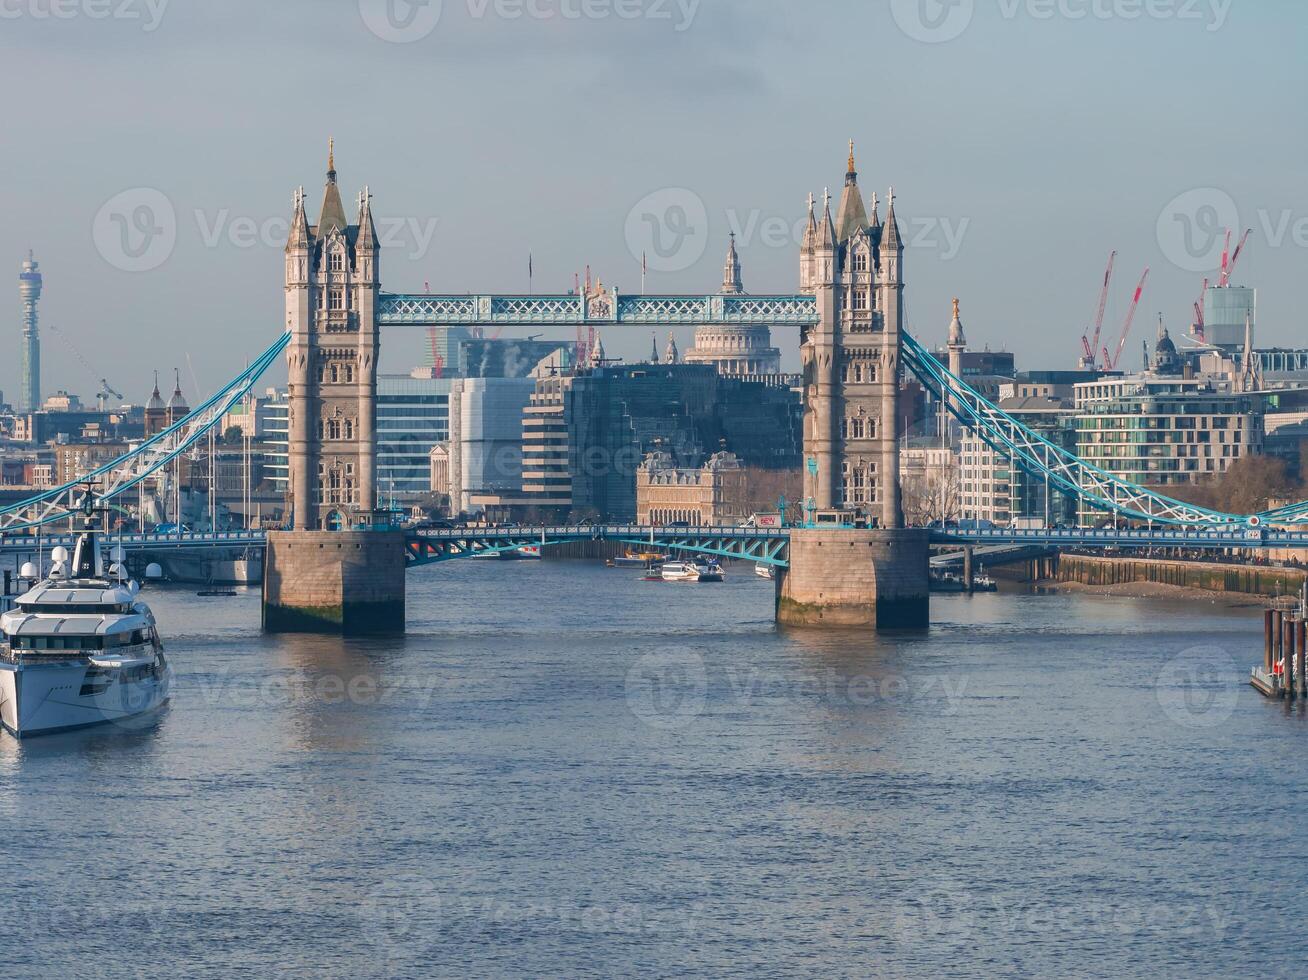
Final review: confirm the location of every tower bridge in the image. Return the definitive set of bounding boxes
[5,143,1308,633]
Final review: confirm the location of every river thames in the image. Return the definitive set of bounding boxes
[1,561,1303,978]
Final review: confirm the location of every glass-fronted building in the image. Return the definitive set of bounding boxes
[1074,375,1263,522]
[261,376,454,499]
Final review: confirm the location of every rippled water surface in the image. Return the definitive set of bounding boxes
[1,561,1304,978]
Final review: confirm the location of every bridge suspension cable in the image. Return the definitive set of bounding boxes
[0,332,290,535]
[899,331,1261,528]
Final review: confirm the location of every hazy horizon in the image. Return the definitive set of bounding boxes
[3,0,1304,403]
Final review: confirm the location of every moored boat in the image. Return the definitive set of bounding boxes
[0,493,171,738]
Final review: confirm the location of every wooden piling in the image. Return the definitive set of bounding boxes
[1299,619,1307,699]
[1287,617,1297,701]
[1260,612,1271,675]
[1275,610,1285,696]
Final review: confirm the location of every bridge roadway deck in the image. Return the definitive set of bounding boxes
[2,524,1306,561]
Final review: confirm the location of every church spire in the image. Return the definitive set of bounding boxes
[1239,312,1263,392]
[664,331,680,365]
[318,137,348,235]
[720,233,743,294]
[651,331,660,363]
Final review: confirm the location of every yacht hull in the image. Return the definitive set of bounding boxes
[0,656,172,739]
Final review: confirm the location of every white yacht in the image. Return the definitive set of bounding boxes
[0,505,171,738]
[660,559,725,583]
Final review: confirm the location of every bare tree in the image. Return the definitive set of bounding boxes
[903,456,961,526]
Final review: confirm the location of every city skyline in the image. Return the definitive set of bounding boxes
[4,0,1305,402]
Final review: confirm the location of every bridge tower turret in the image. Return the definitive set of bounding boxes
[781,148,927,630]
[798,149,904,528]
[283,141,381,532]
[267,143,403,636]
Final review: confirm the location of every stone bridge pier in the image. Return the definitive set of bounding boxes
[776,528,929,629]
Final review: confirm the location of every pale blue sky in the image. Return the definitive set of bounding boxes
[3,0,1303,401]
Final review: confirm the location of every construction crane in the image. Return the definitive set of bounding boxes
[1219,228,1252,287]
[1079,250,1117,369]
[47,323,126,410]
[426,327,444,379]
[1191,277,1209,341]
[1103,267,1150,371]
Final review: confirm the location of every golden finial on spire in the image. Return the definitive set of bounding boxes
[952,297,960,320]
[848,139,856,174]
[328,137,335,172]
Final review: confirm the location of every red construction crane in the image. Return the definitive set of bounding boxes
[1219,228,1252,287]
[1192,277,1209,341]
[1104,267,1150,370]
[1080,250,1117,367]
[426,327,444,379]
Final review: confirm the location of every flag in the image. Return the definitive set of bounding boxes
[528,253,533,278]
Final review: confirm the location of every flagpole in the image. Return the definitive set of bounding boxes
[528,252,533,295]
[642,252,647,295]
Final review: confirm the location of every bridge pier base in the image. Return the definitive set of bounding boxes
[776,528,929,629]
[262,530,406,635]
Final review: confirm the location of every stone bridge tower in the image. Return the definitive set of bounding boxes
[799,142,903,529]
[265,144,404,636]
[285,141,380,531]
[780,144,926,630]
